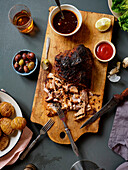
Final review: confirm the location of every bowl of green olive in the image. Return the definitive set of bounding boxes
[12,49,38,76]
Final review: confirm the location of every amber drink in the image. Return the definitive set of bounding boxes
[8,4,34,33]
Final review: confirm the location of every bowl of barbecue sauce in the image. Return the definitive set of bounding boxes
[49,4,82,36]
[94,40,116,62]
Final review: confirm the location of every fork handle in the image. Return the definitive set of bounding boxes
[64,126,79,157]
[20,134,40,160]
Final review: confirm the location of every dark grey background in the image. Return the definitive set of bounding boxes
[0,0,128,170]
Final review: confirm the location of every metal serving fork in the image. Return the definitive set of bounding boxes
[54,103,79,157]
[20,118,55,160]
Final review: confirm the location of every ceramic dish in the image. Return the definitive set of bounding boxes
[108,0,122,18]
[0,91,22,157]
[12,49,38,76]
[94,40,116,62]
[49,4,82,36]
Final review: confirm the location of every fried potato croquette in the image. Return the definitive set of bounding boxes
[0,128,2,137]
[0,134,10,151]
[11,117,27,130]
[0,118,14,135]
[0,102,15,117]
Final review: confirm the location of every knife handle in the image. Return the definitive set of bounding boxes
[114,88,128,102]
[120,88,128,100]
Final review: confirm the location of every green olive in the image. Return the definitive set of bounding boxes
[19,59,24,66]
[43,59,49,65]
[28,61,35,70]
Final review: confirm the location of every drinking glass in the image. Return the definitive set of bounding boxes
[8,4,34,33]
[70,159,104,170]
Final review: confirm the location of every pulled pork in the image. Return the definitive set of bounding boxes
[44,73,91,120]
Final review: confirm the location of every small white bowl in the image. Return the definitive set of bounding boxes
[49,4,82,36]
[94,40,116,62]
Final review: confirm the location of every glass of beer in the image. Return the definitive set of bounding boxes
[8,4,34,33]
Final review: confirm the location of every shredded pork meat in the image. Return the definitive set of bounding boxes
[44,73,91,120]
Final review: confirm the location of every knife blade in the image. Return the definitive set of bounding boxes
[80,88,128,129]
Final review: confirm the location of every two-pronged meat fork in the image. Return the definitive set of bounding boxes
[54,103,79,157]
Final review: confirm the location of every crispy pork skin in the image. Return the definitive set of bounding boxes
[54,44,93,88]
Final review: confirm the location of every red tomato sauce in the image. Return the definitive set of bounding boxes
[96,42,113,60]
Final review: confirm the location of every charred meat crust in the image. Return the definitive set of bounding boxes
[54,44,93,88]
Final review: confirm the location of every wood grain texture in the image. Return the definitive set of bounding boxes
[30,7,114,144]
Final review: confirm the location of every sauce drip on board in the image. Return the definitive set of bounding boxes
[96,42,113,60]
[53,10,78,34]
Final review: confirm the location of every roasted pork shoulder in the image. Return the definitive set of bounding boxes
[54,44,93,88]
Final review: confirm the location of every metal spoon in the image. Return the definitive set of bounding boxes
[55,0,64,19]
[41,37,50,70]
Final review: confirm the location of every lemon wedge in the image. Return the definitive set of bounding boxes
[95,17,111,32]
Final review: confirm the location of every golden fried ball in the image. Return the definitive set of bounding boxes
[0,118,14,135]
[0,127,2,137]
[11,117,27,130]
[0,102,15,117]
[0,134,10,151]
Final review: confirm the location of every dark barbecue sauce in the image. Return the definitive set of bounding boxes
[53,10,78,34]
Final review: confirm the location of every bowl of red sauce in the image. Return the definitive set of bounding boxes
[49,4,82,36]
[94,40,116,62]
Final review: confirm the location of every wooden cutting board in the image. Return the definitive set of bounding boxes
[30,7,114,144]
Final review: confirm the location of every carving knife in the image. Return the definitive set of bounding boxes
[80,88,128,129]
